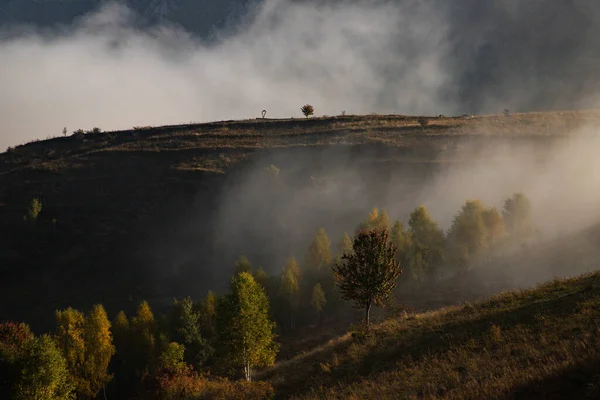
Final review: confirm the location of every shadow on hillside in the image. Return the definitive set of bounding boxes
[270,274,600,396]
[500,359,600,400]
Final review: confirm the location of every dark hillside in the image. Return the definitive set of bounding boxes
[0,111,598,331]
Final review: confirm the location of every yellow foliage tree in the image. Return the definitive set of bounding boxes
[55,307,87,396]
[83,304,115,398]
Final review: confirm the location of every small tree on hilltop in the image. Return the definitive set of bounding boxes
[301,104,314,118]
[332,229,402,328]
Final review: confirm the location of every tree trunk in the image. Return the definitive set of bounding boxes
[103,384,108,400]
[365,300,372,329]
[244,362,252,381]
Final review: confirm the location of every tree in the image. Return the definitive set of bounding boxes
[503,193,534,241]
[234,256,253,275]
[130,301,158,383]
[332,229,402,327]
[83,305,115,399]
[55,307,87,395]
[17,335,75,400]
[0,322,35,399]
[170,297,213,368]
[446,200,489,273]
[253,267,270,290]
[357,208,390,234]
[24,197,43,227]
[305,228,332,271]
[408,205,445,280]
[279,257,301,330]
[216,272,279,381]
[337,233,353,258]
[311,284,327,324]
[197,291,218,339]
[301,104,314,118]
[482,207,506,257]
[55,305,115,399]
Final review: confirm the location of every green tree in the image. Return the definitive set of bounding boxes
[17,335,75,400]
[234,256,253,275]
[332,229,402,328]
[216,272,279,381]
[503,193,534,241]
[279,257,301,330]
[305,228,332,271]
[311,284,327,324]
[408,205,445,280]
[170,297,213,368]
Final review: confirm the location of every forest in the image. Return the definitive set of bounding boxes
[0,191,535,399]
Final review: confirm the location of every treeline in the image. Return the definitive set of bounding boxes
[1,274,277,399]
[248,192,534,333]
[0,192,534,399]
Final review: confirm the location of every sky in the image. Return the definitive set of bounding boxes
[2,0,599,151]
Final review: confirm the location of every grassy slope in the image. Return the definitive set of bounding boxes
[261,272,600,399]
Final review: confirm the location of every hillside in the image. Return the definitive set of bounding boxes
[1,110,599,331]
[260,271,600,399]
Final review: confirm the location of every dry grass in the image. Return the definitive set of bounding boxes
[259,272,600,399]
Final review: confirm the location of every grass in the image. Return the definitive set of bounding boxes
[260,272,600,399]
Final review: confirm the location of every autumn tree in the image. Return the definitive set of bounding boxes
[446,200,489,273]
[332,229,402,327]
[197,291,218,339]
[482,206,506,257]
[24,197,43,227]
[83,304,115,399]
[279,257,301,330]
[55,305,115,399]
[408,205,445,281]
[253,267,270,291]
[170,297,213,368]
[216,272,279,381]
[234,256,253,275]
[16,334,74,400]
[357,208,390,234]
[130,301,158,383]
[110,311,133,395]
[0,322,36,399]
[311,284,327,324]
[503,193,534,242]
[55,307,87,395]
[305,228,332,271]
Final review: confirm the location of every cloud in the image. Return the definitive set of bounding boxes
[0,0,452,151]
